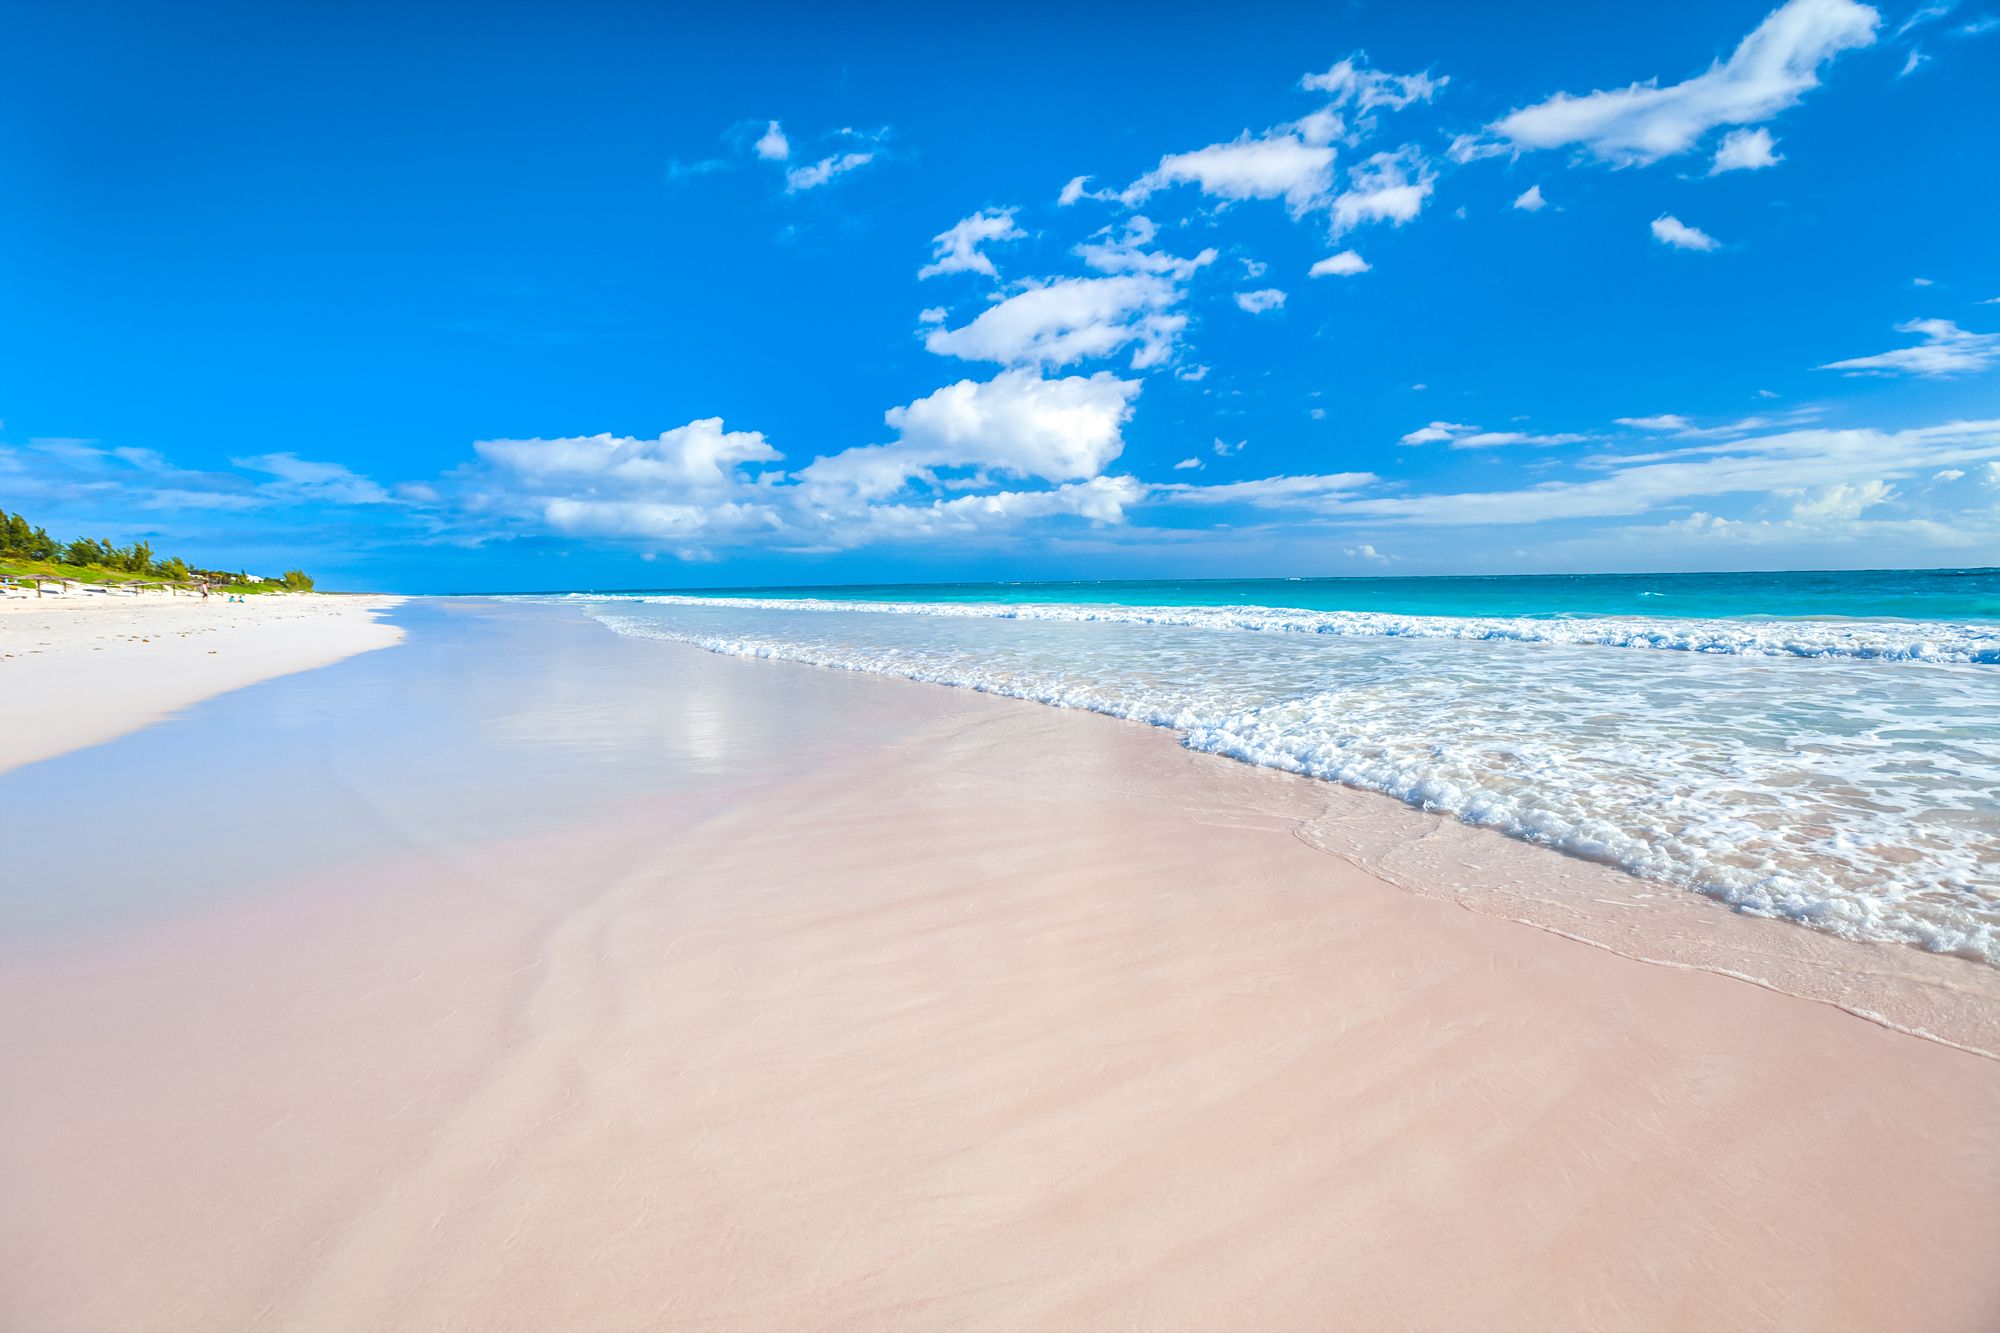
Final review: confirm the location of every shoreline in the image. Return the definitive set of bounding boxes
[0,592,405,773]
[591,609,2000,1056]
[1,600,1994,1329]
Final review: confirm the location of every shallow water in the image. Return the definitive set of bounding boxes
[576,589,2000,963]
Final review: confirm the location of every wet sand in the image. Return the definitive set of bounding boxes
[1,600,1994,1331]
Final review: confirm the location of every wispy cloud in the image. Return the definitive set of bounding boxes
[786,150,875,192]
[918,208,1026,280]
[1819,318,2000,376]
[1483,0,1878,165]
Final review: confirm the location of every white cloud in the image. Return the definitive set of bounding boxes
[1234,288,1287,313]
[1447,133,1512,165]
[1896,2,1956,38]
[1616,414,1694,431]
[1453,430,1590,449]
[1117,54,1437,238]
[922,270,1198,370]
[1400,420,1476,445]
[1513,184,1547,211]
[918,208,1026,280]
[1711,126,1783,172]
[1075,216,1219,280]
[1125,132,1338,215]
[1156,471,1378,507]
[1398,421,1584,449]
[1309,250,1371,277]
[463,372,1153,553]
[754,120,790,161]
[1300,57,1446,112]
[234,452,395,504]
[1058,174,1117,206]
[1899,47,1932,75]
[1344,543,1389,563]
[785,150,874,192]
[1790,478,1894,519]
[1489,0,1879,165]
[1651,214,1721,250]
[799,369,1141,503]
[1337,419,2000,528]
[883,370,1139,483]
[1331,149,1435,234]
[1213,437,1246,457]
[473,421,781,493]
[1174,457,1204,470]
[1819,318,2000,376]
[1242,258,1269,279]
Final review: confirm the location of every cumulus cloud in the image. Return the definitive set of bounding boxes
[1819,318,2000,376]
[876,370,1139,486]
[1124,132,1338,215]
[1331,149,1435,234]
[753,120,790,161]
[1513,184,1547,211]
[1309,250,1371,277]
[1710,126,1782,172]
[1234,288,1287,313]
[1790,478,1894,519]
[1487,0,1878,165]
[1651,214,1721,250]
[473,421,783,495]
[462,370,1152,553]
[922,272,1195,370]
[918,208,1026,280]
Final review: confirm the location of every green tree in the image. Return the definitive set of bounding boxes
[280,568,315,592]
[1,510,30,553]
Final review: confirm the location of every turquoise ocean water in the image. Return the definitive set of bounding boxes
[569,567,2000,624]
[550,568,2000,963]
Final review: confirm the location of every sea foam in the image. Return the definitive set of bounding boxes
[601,594,2000,665]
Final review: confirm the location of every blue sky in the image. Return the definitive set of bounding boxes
[3,0,1996,591]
